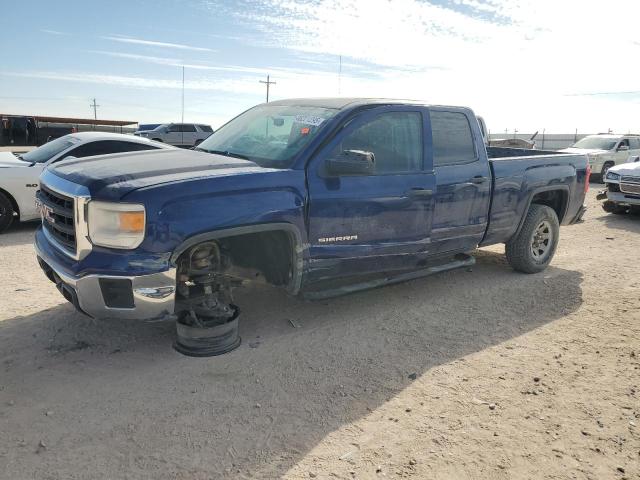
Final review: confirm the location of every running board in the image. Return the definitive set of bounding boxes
[302,254,475,300]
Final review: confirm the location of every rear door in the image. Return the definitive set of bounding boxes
[428,108,491,254]
[306,106,435,281]
[164,124,181,145]
[180,124,198,146]
[627,138,640,160]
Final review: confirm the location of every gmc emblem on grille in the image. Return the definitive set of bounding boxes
[35,200,56,225]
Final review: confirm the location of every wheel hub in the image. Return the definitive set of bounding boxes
[531,220,552,259]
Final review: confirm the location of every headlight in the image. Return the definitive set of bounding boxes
[88,201,145,249]
[606,171,621,181]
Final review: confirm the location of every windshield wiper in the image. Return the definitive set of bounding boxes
[200,149,252,161]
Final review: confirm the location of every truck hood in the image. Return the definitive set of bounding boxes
[47,149,285,200]
[609,160,640,176]
[0,151,31,168]
[559,147,608,155]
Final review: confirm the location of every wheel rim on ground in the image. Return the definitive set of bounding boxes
[530,220,553,260]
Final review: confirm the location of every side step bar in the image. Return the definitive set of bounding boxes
[303,254,475,300]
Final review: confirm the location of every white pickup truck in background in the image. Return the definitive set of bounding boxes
[561,134,640,181]
[0,132,172,233]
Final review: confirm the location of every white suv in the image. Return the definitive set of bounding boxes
[562,134,640,181]
[134,123,213,147]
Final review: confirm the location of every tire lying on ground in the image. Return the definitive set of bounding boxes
[0,192,15,233]
[506,204,560,274]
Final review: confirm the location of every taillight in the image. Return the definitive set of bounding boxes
[585,165,591,193]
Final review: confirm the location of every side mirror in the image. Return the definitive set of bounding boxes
[325,150,375,175]
[618,145,629,151]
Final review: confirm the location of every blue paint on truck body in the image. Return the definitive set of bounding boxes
[35,98,588,297]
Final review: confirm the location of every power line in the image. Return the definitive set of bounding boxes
[259,75,276,103]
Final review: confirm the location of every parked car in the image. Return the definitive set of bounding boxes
[134,123,213,147]
[561,134,640,181]
[597,155,640,214]
[0,132,173,233]
[34,98,589,355]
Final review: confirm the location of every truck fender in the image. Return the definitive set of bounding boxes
[512,185,570,239]
[169,222,306,295]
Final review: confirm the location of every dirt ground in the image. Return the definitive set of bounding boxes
[0,189,638,480]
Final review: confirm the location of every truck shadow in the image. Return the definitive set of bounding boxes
[594,210,640,233]
[0,220,39,247]
[0,250,583,479]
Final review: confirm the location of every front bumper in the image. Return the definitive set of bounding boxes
[604,190,640,206]
[35,232,176,320]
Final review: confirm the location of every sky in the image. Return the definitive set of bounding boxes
[1,0,640,133]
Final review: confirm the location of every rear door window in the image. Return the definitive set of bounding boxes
[58,140,159,161]
[198,125,213,132]
[181,124,197,132]
[430,111,477,166]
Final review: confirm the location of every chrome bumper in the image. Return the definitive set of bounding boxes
[36,246,176,321]
[606,190,640,206]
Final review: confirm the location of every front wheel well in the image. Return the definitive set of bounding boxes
[175,228,297,290]
[217,230,295,286]
[0,187,20,220]
[530,189,567,223]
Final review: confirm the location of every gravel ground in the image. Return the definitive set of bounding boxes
[0,189,638,480]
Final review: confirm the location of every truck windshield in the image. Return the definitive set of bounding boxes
[21,136,78,163]
[571,137,618,150]
[196,105,338,168]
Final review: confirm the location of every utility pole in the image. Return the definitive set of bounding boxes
[259,75,276,103]
[90,98,100,130]
[90,98,100,120]
[338,55,342,95]
[181,66,185,145]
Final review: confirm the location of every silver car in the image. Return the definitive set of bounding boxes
[134,123,213,147]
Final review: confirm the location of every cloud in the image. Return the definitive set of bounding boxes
[41,29,68,36]
[102,35,215,52]
[230,0,640,131]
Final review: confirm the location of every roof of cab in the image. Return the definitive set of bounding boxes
[265,97,428,110]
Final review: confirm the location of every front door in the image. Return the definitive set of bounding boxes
[428,109,491,254]
[306,106,435,282]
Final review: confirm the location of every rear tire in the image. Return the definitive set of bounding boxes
[152,138,163,143]
[505,204,559,274]
[0,192,15,233]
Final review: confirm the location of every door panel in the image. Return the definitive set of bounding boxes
[428,109,491,254]
[306,107,435,282]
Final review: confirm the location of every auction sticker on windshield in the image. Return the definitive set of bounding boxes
[294,115,325,126]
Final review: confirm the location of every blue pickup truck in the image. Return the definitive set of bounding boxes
[34,98,589,354]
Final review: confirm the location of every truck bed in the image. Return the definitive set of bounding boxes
[480,148,589,246]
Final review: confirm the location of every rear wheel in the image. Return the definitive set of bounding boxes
[0,192,15,233]
[505,204,559,273]
[152,138,163,143]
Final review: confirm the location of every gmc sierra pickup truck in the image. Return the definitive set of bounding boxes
[34,98,589,355]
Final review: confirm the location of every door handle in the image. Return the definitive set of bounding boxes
[471,176,488,184]
[408,188,433,197]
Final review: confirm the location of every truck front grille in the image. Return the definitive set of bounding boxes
[36,185,77,255]
[620,176,640,195]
